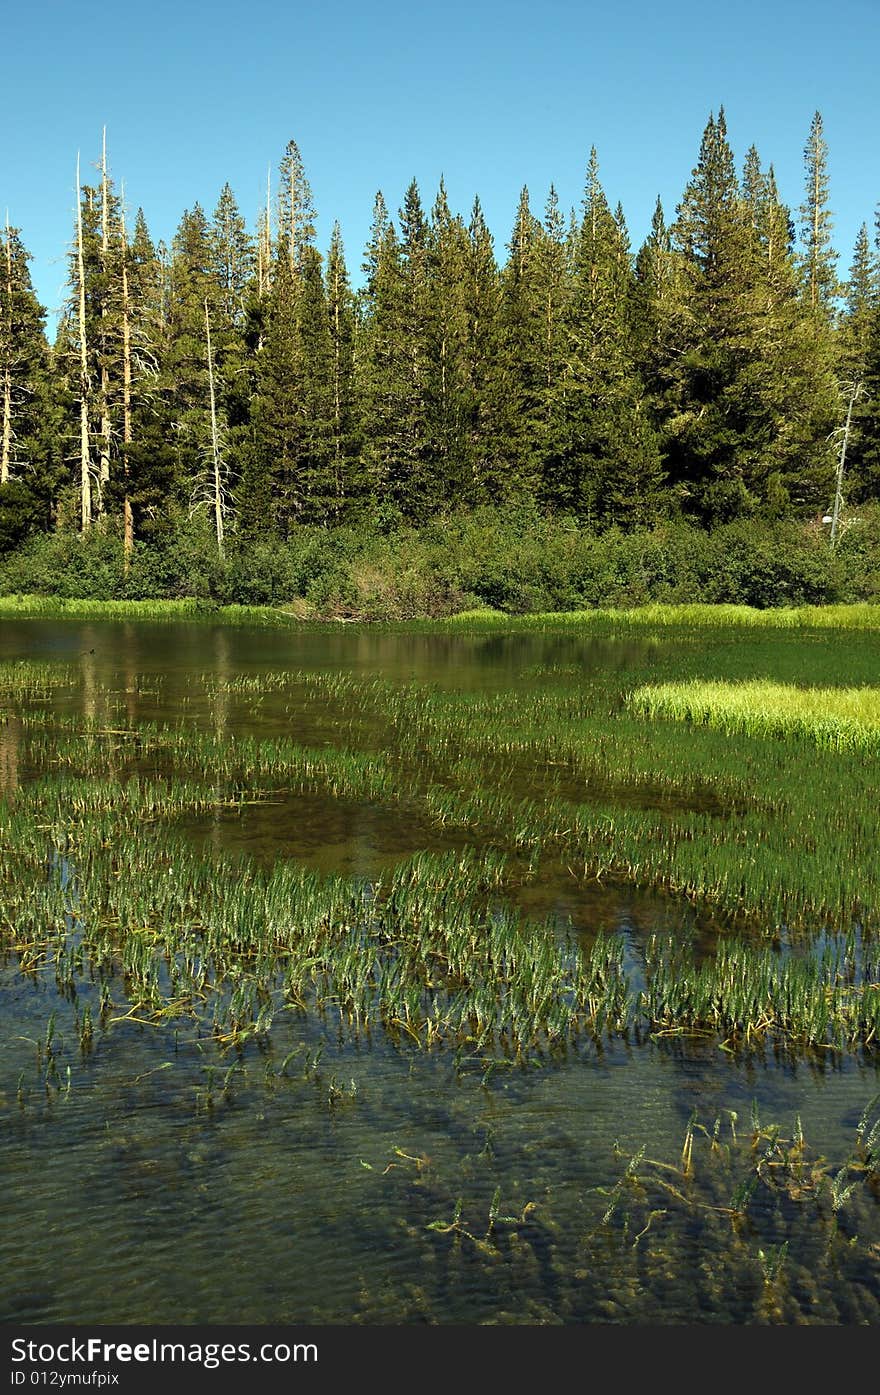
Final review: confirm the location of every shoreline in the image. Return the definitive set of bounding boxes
[3,595,880,630]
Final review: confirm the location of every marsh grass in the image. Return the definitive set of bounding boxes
[0,596,300,625]
[630,679,880,751]
[7,595,880,631]
[0,659,76,704]
[5,614,880,1326]
[441,602,880,631]
[7,639,880,933]
[3,616,880,1066]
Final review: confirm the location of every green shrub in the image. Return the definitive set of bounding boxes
[0,507,872,616]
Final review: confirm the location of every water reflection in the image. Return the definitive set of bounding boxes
[0,716,21,797]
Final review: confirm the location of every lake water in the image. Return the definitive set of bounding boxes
[1,618,879,1325]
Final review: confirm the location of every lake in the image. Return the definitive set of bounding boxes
[1,616,879,1325]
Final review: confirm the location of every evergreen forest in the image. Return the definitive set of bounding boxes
[3,109,880,614]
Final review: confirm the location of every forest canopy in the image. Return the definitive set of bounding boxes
[1,109,878,584]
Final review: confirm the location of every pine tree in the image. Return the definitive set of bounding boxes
[668,111,772,517]
[846,214,880,503]
[500,186,546,495]
[798,111,840,317]
[839,223,877,383]
[247,141,337,529]
[295,245,335,521]
[208,185,254,498]
[277,139,316,280]
[164,204,220,512]
[751,160,838,513]
[356,194,410,522]
[55,139,126,532]
[667,118,838,519]
[0,220,59,547]
[325,222,360,520]
[460,196,507,504]
[95,130,122,520]
[211,183,254,324]
[533,187,572,504]
[246,254,300,534]
[554,148,663,523]
[424,178,470,492]
[396,178,434,518]
[117,209,177,542]
[632,196,691,463]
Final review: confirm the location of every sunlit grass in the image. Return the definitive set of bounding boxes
[441,602,880,630]
[0,595,299,625]
[629,679,880,750]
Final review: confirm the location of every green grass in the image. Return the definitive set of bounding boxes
[439,602,880,631]
[0,595,302,625]
[4,618,880,1058]
[7,595,880,631]
[11,647,880,930]
[629,679,880,750]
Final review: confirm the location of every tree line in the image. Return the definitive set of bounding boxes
[2,108,879,561]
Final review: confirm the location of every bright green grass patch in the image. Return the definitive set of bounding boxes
[441,603,880,631]
[629,679,880,750]
[7,596,880,631]
[0,595,300,625]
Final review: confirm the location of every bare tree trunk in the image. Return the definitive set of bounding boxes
[97,127,111,518]
[333,262,342,519]
[1,217,13,484]
[120,197,134,568]
[204,298,224,560]
[287,154,297,276]
[256,167,271,352]
[76,154,92,532]
[258,166,271,299]
[0,363,10,486]
[831,383,861,547]
[811,142,821,312]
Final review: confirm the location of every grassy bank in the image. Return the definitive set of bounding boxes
[442,602,880,630]
[0,595,302,625]
[5,593,880,633]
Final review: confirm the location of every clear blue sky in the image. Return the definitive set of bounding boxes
[5,0,880,327]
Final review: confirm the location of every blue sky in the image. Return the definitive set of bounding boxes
[5,0,880,326]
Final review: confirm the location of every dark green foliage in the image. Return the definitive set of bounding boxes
[0,479,47,550]
[654,113,838,519]
[0,508,860,616]
[325,223,361,520]
[0,113,872,577]
[0,225,64,537]
[163,204,219,500]
[553,150,662,522]
[846,223,880,504]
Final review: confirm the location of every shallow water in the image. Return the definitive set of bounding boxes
[2,617,880,1325]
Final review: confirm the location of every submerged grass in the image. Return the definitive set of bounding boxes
[0,659,76,704]
[5,616,880,1328]
[7,645,880,930]
[2,614,880,1060]
[2,793,878,1058]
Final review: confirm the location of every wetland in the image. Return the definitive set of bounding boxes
[1,610,879,1325]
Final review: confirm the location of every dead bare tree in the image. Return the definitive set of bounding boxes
[75,154,92,532]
